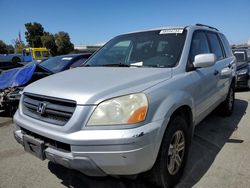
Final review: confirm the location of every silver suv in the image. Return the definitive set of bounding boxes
[14,24,236,187]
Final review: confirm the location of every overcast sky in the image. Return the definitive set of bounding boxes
[0,0,249,45]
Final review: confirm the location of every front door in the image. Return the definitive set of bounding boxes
[188,30,219,123]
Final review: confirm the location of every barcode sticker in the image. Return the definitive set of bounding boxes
[160,29,184,34]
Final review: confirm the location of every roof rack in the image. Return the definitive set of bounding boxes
[195,23,219,31]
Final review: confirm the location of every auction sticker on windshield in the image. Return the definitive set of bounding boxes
[159,29,184,34]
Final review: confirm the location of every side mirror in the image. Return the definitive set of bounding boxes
[193,53,216,68]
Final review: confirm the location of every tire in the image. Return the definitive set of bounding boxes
[247,79,250,90]
[146,115,190,188]
[219,84,235,116]
[12,57,21,64]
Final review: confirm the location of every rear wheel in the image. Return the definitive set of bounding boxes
[219,84,235,116]
[247,79,250,90]
[146,115,190,188]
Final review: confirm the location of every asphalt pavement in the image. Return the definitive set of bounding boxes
[0,91,249,188]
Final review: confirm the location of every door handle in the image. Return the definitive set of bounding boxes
[214,70,219,76]
[221,67,232,78]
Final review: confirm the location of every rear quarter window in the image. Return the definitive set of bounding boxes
[219,34,233,57]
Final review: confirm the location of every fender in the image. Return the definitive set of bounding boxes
[145,90,195,163]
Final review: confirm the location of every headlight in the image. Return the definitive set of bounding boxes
[237,68,248,75]
[87,93,148,126]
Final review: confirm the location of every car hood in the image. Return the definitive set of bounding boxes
[24,67,172,105]
[0,63,36,90]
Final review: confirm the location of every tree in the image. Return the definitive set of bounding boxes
[14,39,26,53]
[6,45,14,54]
[41,33,57,56]
[55,31,74,55]
[0,40,8,54]
[25,22,44,47]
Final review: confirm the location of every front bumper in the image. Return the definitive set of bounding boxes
[13,118,164,176]
[14,130,106,176]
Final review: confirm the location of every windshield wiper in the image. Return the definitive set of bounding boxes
[101,63,130,67]
[83,63,147,67]
[81,64,90,67]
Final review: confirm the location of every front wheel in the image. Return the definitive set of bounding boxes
[12,57,21,64]
[146,115,190,188]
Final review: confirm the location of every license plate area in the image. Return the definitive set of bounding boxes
[23,134,45,160]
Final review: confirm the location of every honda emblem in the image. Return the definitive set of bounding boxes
[37,102,47,115]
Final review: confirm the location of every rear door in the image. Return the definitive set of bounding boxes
[207,32,234,99]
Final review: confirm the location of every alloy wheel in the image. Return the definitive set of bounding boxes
[167,130,185,175]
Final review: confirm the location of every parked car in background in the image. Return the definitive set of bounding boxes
[0,48,51,71]
[233,49,250,89]
[0,53,24,64]
[0,47,50,64]
[13,24,235,188]
[0,53,92,114]
[22,48,50,63]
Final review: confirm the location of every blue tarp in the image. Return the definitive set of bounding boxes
[0,63,36,90]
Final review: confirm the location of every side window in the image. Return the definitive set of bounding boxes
[189,31,210,62]
[24,49,30,56]
[42,51,49,57]
[219,34,232,57]
[35,51,41,57]
[206,32,224,60]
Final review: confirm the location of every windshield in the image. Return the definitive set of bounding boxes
[85,29,186,68]
[39,56,73,73]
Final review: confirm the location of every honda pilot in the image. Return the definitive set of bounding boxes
[14,24,236,187]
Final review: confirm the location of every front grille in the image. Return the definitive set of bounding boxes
[22,93,76,126]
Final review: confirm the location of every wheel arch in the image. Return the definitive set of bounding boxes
[151,103,194,168]
[12,56,21,63]
[148,104,194,181]
[170,105,193,133]
[231,76,236,88]
[164,105,194,146]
